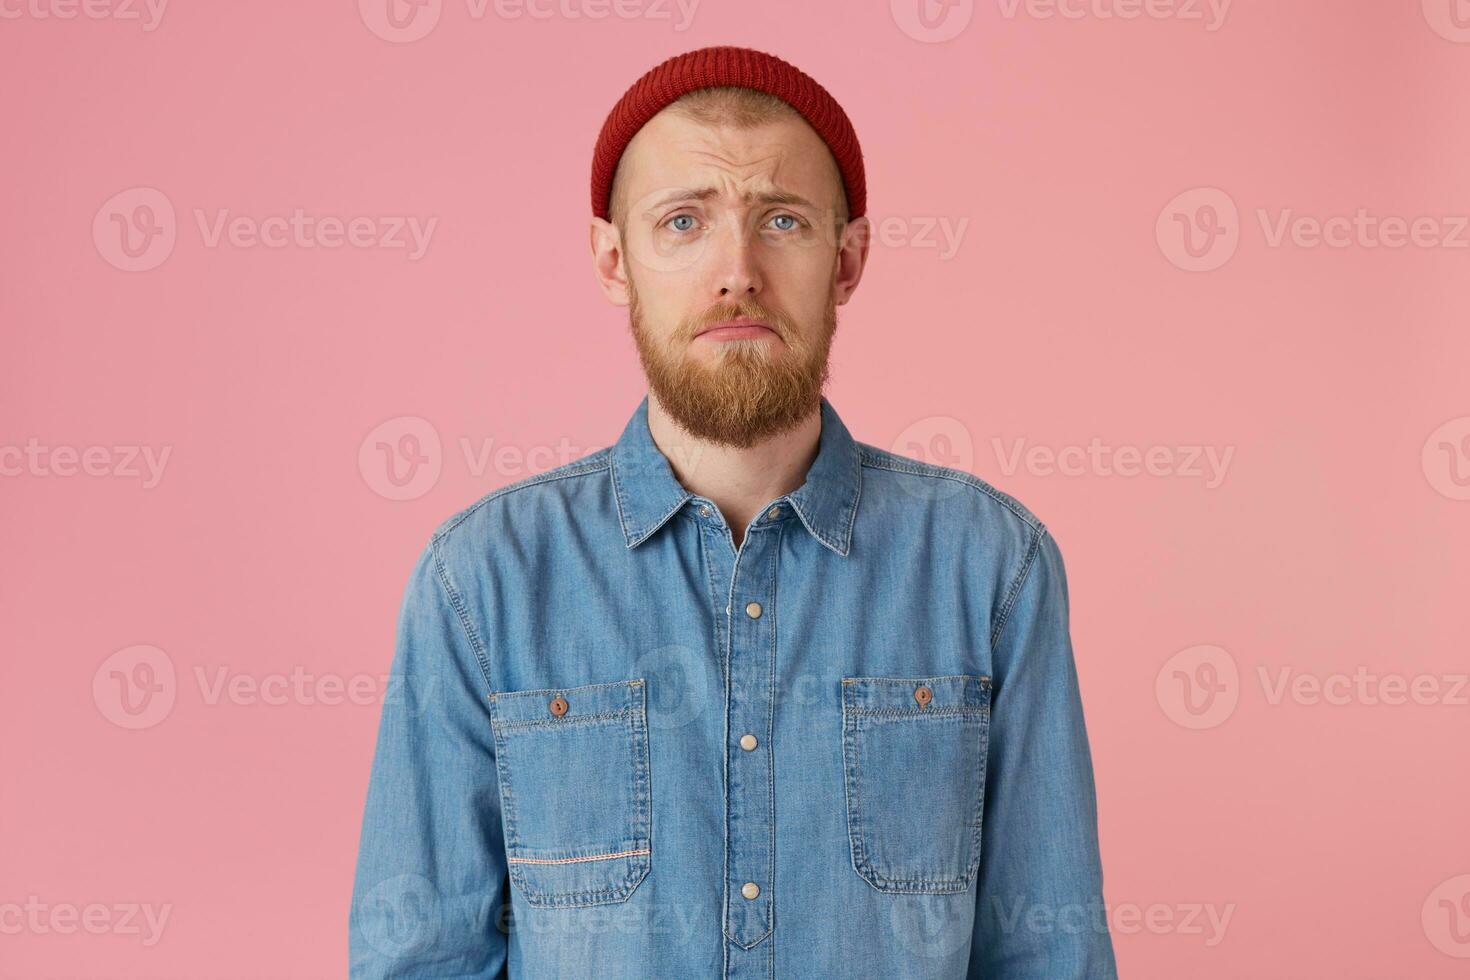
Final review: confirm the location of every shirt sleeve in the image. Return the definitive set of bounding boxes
[349,539,509,979]
[968,527,1118,979]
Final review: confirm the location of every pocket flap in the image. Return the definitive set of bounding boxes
[490,678,644,729]
[841,673,990,716]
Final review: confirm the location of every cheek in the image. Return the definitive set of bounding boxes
[766,251,836,314]
[631,282,695,345]
[767,239,837,283]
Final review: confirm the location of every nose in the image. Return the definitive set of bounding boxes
[713,213,762,299]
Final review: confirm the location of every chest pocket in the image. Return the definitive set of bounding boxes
[840,673,991,894]
[489,678,652,908]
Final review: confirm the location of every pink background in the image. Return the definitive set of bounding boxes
[4,1,1470,976]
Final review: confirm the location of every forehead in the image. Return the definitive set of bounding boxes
[618,108,841,208]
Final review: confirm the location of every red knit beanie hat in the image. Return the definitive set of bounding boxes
[591,45,866,223]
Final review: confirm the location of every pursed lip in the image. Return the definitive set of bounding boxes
[695,317,777,338]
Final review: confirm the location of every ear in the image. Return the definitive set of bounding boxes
[590,216,630,307]
[831,215,872,307]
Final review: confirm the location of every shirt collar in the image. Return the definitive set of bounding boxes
[609,394,863,557]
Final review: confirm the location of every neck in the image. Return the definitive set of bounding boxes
[646,389,821,548]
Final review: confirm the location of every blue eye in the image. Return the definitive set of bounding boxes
[668,214,697,232]
[770,214,796,231]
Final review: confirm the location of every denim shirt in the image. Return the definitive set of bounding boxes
[349,395,1118,979]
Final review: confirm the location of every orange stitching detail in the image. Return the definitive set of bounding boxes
[507,847,650,866]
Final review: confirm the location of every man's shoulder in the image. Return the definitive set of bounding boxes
[855,440,1046,539]
[856,442,1064,620]
[427,447,615,553]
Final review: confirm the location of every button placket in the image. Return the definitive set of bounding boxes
[722,523,778,954]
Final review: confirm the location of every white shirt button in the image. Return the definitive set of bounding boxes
[766,505,781,519]
[698,505,712,517]
[741,882,760,900]
[739,733,758,751]
[745,601,762,619]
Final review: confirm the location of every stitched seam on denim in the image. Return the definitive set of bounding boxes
[488,707,523,858]
[628,680,650,853]
[694,522,737,943]
[842,698,871,883]
[841,674,989,686]
[847,706,989,720]
[868,869,971,885]
[610,449,634,543]
[610,449,689,547]
[630,495,691,547]
[857,445,1042,533]
[434,451,612,542]
[841,675,993,713]
[633,680,652,877]
[491,709,634,732]
[761,526,781,942]
[516,867,649,908]
[971,720,990,883]
[694,524,727,679]
[864,874,971,891]
[788,489,854,556]
[720,528,744,944]
[507,847,651,865]
[430,538,493,691]
[991,524,1046,650]
[842,454,863,554]
[491,678,643,700]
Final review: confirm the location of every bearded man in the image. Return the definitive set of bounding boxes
[350,45,1117,980]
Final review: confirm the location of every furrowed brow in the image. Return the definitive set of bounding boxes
[643,186,820,213]
[747,189,818,210]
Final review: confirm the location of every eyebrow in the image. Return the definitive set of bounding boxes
[642,186,821,213]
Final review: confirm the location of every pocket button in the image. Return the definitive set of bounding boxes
[913,685,933,707]
[548,695,568,717]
